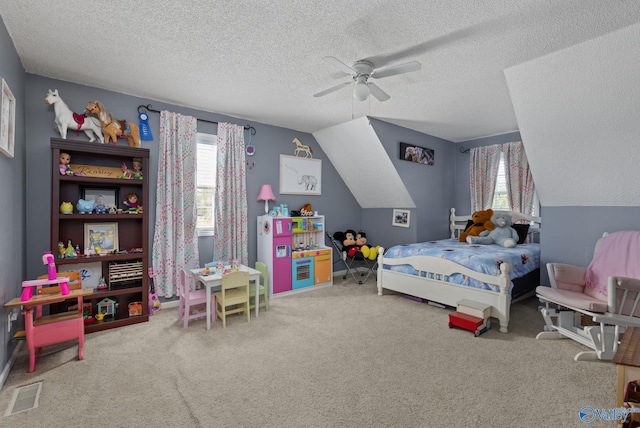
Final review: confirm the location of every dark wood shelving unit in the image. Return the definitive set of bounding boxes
[50,138,150,333]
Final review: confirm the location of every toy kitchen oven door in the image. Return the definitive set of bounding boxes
[292,256,314,290]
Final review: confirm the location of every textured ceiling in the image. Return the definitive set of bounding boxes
[1,1,640,142]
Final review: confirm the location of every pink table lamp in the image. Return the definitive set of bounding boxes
[257,184,276,213]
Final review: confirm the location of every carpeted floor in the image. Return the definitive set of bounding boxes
[0,277,619,427]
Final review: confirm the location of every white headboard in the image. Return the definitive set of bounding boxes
[449,208,542,241]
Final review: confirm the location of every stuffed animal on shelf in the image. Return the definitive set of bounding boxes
[356,231,380,260]
[459,209,495,242]
[466,212,520,248]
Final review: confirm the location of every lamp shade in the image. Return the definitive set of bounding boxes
[257,184,276,213]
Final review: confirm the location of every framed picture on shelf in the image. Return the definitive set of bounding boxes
[81,187,118,208]
[0,78,16,158]
[84,223,119,255]
[392,209,410,228]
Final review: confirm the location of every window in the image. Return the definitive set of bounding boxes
[491,152,538,216]
[491,153,509,211]
[196,133,217,236]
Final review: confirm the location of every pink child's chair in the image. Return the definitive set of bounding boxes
[178,269,210,328]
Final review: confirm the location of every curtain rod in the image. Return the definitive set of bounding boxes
[137,104,256,135]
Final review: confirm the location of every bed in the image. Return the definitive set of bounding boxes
[376,208,541,333]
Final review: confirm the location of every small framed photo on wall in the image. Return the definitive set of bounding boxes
[392,209,410,228]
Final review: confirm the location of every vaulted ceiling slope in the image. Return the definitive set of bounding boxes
[313,117,415,209]
[1,1,639,143]
[505,22,640,207]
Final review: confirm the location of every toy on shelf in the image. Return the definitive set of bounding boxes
[123,193,141,213]
[21,252,70,301]
[120,157,143,180]
[85,100,141,147]
[97,277,107,290]
[59,152,73,175]
[76,198,94,214]
[94,194,107,214]
[97,297,117,317]
[64,241,77,258]
[45,89,104,144]
[60,201,73,214]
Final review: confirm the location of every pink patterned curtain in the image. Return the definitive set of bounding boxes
[214,123,248,265]
[503,141,536,215]
[469,144,501,211]
[152,111,199,297]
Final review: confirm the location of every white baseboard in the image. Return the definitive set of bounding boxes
[0,342,23,391]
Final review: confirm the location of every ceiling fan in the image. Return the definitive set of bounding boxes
[313,56,421,102]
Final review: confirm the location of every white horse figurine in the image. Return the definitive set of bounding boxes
[45,89,104,143]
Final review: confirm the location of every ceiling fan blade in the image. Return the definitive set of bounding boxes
[324,56,356,75]
[313,81,352,98]
[371,61,421,79]
[368,83,391,102]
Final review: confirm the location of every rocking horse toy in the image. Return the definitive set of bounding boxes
[85,100,141,147]
[45,90,104,143]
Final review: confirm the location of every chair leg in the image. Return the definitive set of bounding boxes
[177,297,184,321]
[183,302,190,328]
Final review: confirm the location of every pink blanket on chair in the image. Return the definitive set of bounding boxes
[585,231,640,296]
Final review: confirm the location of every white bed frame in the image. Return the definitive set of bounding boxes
[376,208,541,333]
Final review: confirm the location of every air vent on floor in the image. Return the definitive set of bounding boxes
[5,381,42,416]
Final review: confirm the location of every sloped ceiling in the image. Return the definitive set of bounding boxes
[505,22,640,207]
[313,117,415,209]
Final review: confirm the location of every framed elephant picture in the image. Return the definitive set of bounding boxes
[279,155,322,195]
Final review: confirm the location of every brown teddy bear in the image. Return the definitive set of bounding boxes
[459,209,495,242]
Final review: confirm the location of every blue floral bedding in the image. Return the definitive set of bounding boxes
[382,239,540,292]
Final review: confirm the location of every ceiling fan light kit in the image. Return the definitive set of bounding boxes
[315,56,421,102]
[353,77,370,101]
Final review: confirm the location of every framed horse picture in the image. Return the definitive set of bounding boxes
[279,155,322,195]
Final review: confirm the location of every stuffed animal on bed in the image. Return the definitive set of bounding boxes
[356,231,380,260]
[459,209,495,242]
[466,211,519,248]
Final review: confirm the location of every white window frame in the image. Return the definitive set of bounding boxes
[196,133,217,237]
[491,153,509,211]
[491,152,539,216]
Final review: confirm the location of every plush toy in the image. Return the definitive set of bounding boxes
[341,229,359,256]
[459,209,495,242]
[356,231,380,260]
[466,211,520,248]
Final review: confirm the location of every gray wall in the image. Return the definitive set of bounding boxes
[24,75,361,279]
[0,15,26,379]
[363,119,456,249]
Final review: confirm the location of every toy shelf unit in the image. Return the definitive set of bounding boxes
[257,215,332,298]
[50,138,150,333]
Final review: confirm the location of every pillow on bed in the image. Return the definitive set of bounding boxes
[512,224,530,244]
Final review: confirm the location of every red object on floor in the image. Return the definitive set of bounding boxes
[448,311,487,336]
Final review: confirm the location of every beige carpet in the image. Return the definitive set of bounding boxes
[0,278,618,427]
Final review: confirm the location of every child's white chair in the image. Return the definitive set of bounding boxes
[178,269,209,328]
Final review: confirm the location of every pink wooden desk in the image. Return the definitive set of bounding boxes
[5,288,94,372]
